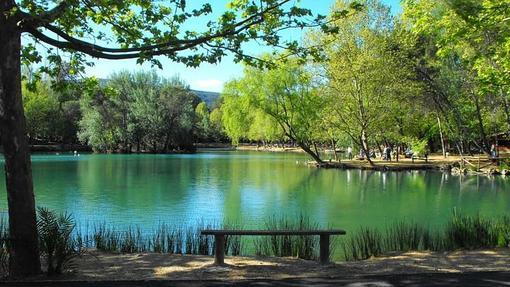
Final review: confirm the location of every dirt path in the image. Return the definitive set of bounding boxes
[12,248,510,282]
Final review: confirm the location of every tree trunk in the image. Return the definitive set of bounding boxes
[502,94,510,133]
[437,116,446,158]
[360,130,373,165]
[331,139,338,161]
[163,132,171,153]
[473,95,490,155]
[0,4,42,277]
[313,142,320,159]
[298,143,323,165]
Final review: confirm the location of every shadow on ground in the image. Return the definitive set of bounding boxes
[2,249,510,286]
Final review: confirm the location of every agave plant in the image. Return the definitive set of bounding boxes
[37,207,80,275]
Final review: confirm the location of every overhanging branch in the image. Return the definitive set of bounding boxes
[26,0,289,58]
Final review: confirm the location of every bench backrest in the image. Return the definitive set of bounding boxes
[201,229,346,236]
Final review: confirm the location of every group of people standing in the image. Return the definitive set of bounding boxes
[345,146,393,161]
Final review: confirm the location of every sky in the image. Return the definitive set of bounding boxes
[83,0,401,93]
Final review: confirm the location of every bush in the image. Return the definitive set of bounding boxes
[37,207,81,275]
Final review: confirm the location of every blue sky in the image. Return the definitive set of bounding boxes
[84,0,401,92]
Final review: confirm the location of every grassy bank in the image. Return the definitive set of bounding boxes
[343,211,510,261]
[2,211,510,275]
[70,216,320,259]
[0,213,323,275]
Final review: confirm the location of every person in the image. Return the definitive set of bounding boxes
[382,146,388,160]
[386,146,392,162]
[491,144,497,158]
[347,146,353,160]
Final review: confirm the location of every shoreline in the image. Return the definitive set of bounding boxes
[312,158,507,176]
[236,144,506,175]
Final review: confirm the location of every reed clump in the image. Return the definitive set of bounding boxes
[253,215,321,260]
[342,213,510,261]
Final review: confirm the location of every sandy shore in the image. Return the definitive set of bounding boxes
[15,248,510,281]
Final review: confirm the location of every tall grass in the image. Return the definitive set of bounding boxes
[2,209,510,275]
[343,213,510,261]
[80,223,216,255]
[253,215,320,260]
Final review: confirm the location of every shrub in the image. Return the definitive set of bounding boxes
[37,207,81,275]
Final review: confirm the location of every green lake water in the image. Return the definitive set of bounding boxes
[0,151,509,234]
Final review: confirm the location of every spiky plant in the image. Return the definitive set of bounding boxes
[37,207,80,275]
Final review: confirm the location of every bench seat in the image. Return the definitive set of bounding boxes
[201,229,346,265]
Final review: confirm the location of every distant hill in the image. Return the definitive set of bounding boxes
[191,90,220,108]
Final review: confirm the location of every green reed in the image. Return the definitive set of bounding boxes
[342,213,510,261]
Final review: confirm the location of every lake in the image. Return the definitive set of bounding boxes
[0,151,509,234]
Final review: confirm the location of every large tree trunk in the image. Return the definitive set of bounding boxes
[0,3,41,278]
[298,142,323,165]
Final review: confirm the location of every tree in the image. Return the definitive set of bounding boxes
[1,0,344,276]
[195,102,212,142]
[79,71,199,153]
[78,82,121,152]
[209,107,227,142]
[220,83,255,146]
[402,0,510,154]
[222,58,327,164]
[316,0,409,165]
[22,80,60,143]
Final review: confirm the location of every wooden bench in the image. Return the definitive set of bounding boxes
[201,229,346,265]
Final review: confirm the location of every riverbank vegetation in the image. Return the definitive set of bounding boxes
[2,210,510,275]
[343,213,510,260]
[0,211,321,275]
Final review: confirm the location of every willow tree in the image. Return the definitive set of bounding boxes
[0,0,342,277]
[223,59,327,164]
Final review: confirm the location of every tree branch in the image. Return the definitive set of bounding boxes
[27,28,199,60]
[27,0,289,57]
[38,1,71,22]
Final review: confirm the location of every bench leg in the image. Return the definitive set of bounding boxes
[214,235,225,265]
[319,234,330,264]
